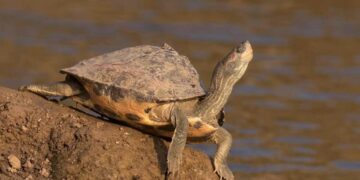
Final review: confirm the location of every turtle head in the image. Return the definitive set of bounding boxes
[221,41,253,74]
[195,41,253,122]
[209,41,253,89]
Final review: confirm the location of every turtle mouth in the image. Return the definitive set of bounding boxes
[236,41,253,62]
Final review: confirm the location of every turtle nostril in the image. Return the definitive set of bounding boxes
[236,46,244,53]
[236,44,246,53]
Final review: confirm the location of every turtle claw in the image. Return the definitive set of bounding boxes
[214,163,234,180]
[166,154,181,180]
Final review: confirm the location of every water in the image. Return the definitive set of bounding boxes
[1,1,359,179]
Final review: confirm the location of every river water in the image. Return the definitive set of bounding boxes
[0,1,359,179]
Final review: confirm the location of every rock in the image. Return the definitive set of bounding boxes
[0,86,218,179]
[7,154,21,170]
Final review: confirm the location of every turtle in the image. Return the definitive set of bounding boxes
[20,41,253,180]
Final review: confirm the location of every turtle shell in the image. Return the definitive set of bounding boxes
[61,45,206,102]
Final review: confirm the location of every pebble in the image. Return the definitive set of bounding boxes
[24,158,34,169]
[21,125,29,132]
[96,122,104,128]
[25,175,34,180]
[44,158,50,164]
[40,168,50,177]
[71,122,82,128]
[7,167,17,173]
[103,144,110,150]
[7,154,21,170]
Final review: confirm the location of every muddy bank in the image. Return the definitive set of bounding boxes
[0,86,218,180]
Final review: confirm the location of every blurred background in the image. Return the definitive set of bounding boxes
[0,0,359,179]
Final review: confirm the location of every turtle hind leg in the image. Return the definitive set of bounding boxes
[69,93,105,118]
[71,94,112,120]
[19,80,83,98]
[71,93,94,109]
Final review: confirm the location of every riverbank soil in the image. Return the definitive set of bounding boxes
[0,86,218,179]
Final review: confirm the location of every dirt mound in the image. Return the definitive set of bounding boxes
[0,86,218,180]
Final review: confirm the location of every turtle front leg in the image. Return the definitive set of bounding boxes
[167,107,189,179]
[209,127,234,180]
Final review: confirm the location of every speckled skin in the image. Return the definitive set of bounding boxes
[61,44,205,102]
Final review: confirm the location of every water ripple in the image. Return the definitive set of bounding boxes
[275,136,322,145]
[231,163,325,173]
[276,120,318,131]
[332,160,360,171]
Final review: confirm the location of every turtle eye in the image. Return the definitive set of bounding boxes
[217,109,225,126]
